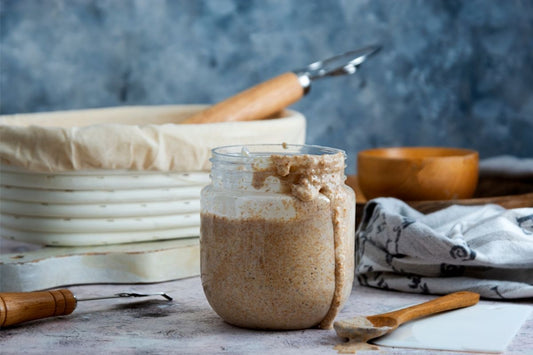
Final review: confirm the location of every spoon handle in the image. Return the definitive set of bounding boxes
[372,291,480,326]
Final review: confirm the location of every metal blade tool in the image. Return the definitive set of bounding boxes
[0,289,173,327]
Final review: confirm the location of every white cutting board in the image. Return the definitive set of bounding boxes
[0,238,200,292]
[372,303,532,353]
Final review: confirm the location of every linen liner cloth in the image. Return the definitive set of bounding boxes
[356,197,533,299]
[0,105,306,172]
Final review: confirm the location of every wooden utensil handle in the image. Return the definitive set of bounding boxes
[373,291,480,326]
[0,289,77,327]
[180,72,304,124]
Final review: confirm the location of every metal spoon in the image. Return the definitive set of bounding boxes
[334,291,480,343]
[181,45,381,124]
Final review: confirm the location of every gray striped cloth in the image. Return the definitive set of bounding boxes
[355,198,533,299]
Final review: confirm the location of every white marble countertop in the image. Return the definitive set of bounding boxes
[1,275,532,354]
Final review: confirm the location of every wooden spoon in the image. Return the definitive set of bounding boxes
[334,291,480,343]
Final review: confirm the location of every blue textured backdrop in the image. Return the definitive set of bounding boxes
[1,0,532,172]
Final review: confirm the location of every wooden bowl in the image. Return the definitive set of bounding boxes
[357,147,479,201]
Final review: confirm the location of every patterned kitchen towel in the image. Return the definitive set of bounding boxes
[355,198,533,299]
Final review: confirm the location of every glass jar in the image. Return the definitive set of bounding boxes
[200,144,355,330]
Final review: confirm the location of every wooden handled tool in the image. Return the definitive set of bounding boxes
[334,291,480,343]
[0,289,172,327]
[181,72,304,124]
[180,45,381,124]
[0,289,76,328]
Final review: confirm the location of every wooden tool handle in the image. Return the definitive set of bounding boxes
[180,72,304,124]
[372,291,480,326]
[0,289,77,327]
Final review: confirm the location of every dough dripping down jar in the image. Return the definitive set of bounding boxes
[200,144,355,330]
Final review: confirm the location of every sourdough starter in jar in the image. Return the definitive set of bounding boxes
[200,144,355,330]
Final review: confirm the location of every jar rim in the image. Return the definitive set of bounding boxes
[212,144,345,161]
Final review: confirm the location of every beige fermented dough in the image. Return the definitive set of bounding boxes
[0,105,305,172]
[201,151,355,330]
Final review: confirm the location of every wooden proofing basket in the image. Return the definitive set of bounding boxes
[0,105,306,246]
